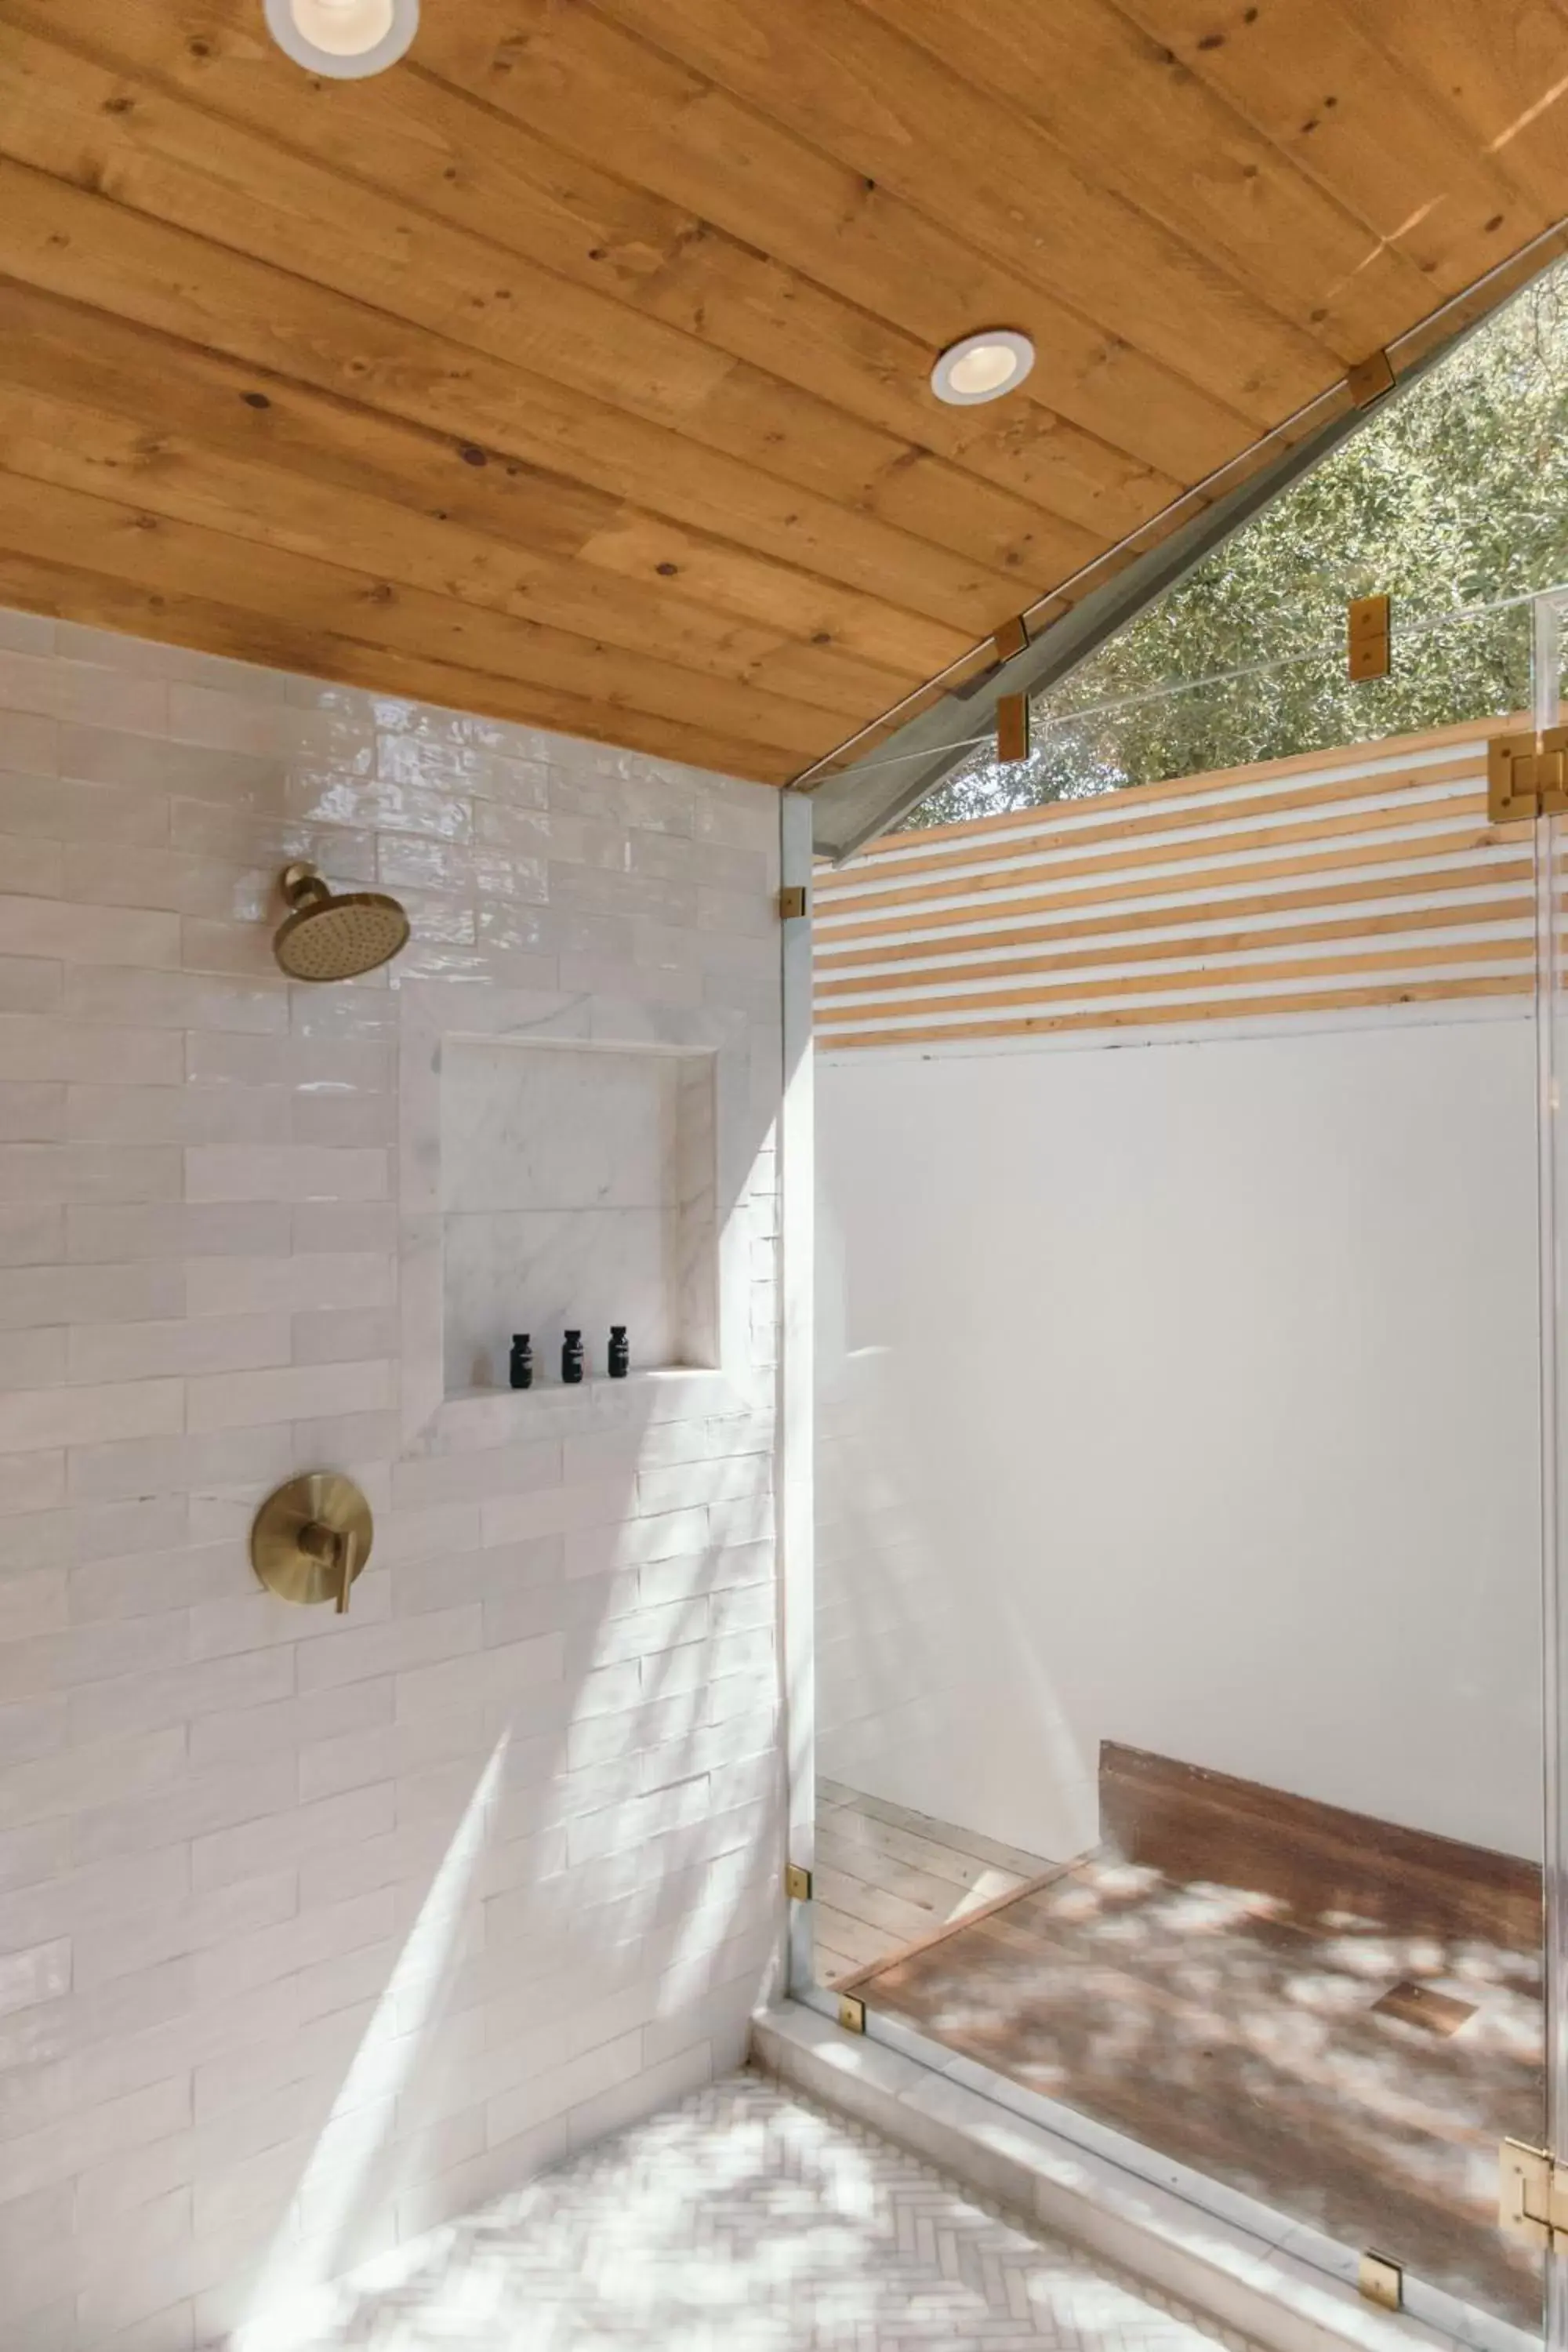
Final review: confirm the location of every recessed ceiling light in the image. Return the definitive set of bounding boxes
[930,330,1036,406]
[263,0,419,78]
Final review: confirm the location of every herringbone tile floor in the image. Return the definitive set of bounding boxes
[285,2070,1263,2351]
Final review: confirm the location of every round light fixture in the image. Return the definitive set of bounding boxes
[263,0,418,77]
[930,329,1036,406]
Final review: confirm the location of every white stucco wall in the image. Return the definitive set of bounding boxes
[817,1010,1542,1866]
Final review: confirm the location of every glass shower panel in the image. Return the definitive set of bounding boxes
[809,598,1549,2343]
[1535,586,1568,2352]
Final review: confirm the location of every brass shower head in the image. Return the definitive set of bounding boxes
[273,862,410,982]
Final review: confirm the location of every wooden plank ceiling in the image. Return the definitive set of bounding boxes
[0,1,1565,786]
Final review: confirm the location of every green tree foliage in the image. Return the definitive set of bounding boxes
[906,267,1568,833]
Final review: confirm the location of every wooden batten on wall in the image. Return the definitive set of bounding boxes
[813,714,1537,1050]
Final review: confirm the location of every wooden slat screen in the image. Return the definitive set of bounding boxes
[812,714,1535,1051]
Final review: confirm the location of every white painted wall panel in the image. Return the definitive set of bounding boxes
[817,1012,1541,1867]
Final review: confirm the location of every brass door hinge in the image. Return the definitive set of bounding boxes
[777,885,808,920]
[1501,2139,1568,2246]
[1488,728,1568,823]
[784,1861,812,1901]
[837,1993,866,2034]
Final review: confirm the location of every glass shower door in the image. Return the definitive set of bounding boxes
[808,590,1555,2347]
[1532,585,1568,2352]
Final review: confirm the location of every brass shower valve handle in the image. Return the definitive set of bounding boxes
[337,1530,359,1614]
[296,1516,361,1614]
[250,1472,372,1614]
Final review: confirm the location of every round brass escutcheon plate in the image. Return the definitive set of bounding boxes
[251,1471,373,1609]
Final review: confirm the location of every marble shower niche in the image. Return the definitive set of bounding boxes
[440,1037,718,1394]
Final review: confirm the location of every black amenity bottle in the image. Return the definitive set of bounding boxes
[561,1328,585,1385]
[608,1325,630,1380]
[508,1334,533,1391]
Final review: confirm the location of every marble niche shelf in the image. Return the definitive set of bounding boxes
[438,1034,719,1404]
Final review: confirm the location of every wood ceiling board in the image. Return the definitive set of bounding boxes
[26,0,1187,551]
[589,0,1345,409]
[416,0,1261,481]
[0,0,1563,786]
[0,288,925,724]
[1116,0,1550,287]
[0,162,999,653]
[1359,0,1568,223]
[0,547,799,786]
[850,0,1441,353]
[0,463,842,762]
[0,372,912,733]
[561,516,967,682]
[0,25,1061,603]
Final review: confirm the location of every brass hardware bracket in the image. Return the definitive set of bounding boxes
[785,1862,812,1901]
[1346,348,1396,408]
[1501,2139,1568,2248]
[996,691,1031,765]
[1347,593,1390,681]
[1487,727,1568,823]
[1357,2252,1403,2312]
[1501,2140,1568,2245]
[837,1994,866,2034]
[777,885,808,920]
[251,1472,372,1614]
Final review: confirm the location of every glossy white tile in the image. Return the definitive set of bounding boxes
[0,603,785,2350]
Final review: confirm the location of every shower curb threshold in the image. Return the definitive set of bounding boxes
[750,2001,1524,2352]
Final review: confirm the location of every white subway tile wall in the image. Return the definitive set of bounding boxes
[0,606,786,2352]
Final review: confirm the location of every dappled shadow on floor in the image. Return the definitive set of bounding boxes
[267,2071,1258,2352]
[860,1854,1544,2330]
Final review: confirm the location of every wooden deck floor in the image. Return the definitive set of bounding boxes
[811,1778,1056,1987]
[845,1843,1544,2330]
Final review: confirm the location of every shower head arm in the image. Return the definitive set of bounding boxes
[280,861,332,912]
